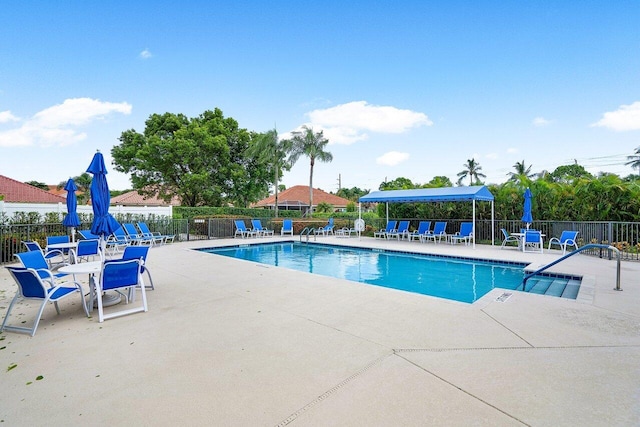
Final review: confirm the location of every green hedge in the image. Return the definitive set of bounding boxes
[174,206,303,219]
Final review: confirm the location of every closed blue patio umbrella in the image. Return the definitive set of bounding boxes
[521,187,533,229]
[87,151,120,244]
[62,178,81,241]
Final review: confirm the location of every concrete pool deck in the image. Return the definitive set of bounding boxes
[1,236,639,426]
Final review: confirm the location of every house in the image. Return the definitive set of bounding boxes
[252,185,352,214]
[0,175,66,203]
[111,190,181,206]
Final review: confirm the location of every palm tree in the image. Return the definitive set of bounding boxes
[456,158,486,186]
[246,128,292,217]
[626,146,640,173]
[287,126,333,214]
[507,160,535,185]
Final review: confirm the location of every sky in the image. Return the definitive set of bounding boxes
[1,1,639,194]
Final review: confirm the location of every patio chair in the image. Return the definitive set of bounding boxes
[281,219,294,236]
[123,223,155,245]
[251,219,274,237]
[108,227,132,254]
[421,221,448,243]
[234,220,256,238]
[548,231,579,255]
[409,221,431,241]
[137,222,175,244]
[23,240,65,269]
[523,230,543,253]
[316,218,335,236]
[15,250,69,283]
[73,239,102,263]
[97,259,147,323]
[1,266,89,336]
[500,229,520,249]
[78,229,101,240]
[386,220,410,240]
[374,221,397,239]
[121,245,154,290]
[450,222,474,245]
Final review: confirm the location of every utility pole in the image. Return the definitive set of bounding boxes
[337,174,341,192]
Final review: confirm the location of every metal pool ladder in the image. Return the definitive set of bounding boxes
[299,227,316,243]
[522,244,621,291]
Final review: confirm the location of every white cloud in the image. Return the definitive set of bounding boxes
[140,49,153,59]
[0,98,132,147]
[305,100,432,145]
[591,101,640,131]
[0,110,20,123]
[532,116,552,127]
[485,152,498,160]
[376,151,410,166]
[506,147,518,154]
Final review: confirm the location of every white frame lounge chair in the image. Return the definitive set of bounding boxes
[450,222,473,245]
[234,220,256,238]
[386,220,410,240]
[548,231,579,255]
[421,221,447,243]
[409,221,431,241]
[500,229,520,249]
[251,219,274,237]
[374,221,397,239]
[281,219,294,236]
[523,230,543,253]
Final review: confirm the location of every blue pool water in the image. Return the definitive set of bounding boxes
[199,242,538,303]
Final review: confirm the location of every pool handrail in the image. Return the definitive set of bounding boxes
[299,227,315,243]
[522,243,621,291]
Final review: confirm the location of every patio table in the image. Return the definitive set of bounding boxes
[58,261,121,311]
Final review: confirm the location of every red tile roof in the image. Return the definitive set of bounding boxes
[111,190,181,206]
[253,185,351,208]
[0,175,67,203]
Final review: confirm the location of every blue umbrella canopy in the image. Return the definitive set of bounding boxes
[87,151,120,238]
[521,187,533,225]
[62,178,81,228]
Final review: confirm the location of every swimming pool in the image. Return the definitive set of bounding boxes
[198,241,558,303]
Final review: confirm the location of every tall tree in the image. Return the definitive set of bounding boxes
[425,176,453,188]
[456,158,486,186]
[625,146,640,173]
[507,160,535,185]
[112,108,269,207]
[246,128,292,217]
[287,126,333,214]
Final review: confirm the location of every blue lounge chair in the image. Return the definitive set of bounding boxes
[409,221,431,241]
[548,231,579,255]
[137,222,175,244]
[1,266,89,336]
[79,229,101,240]
[251,219,274,237]
[450,222,473,245]
[523,230,543,253]
[281,219,294,236]
[108,227,132,254]
[123,223,155,245]
[97,259,148,323]
[421,221,448,243]
[234,220,255,238]
[386,220,410,240]
[500,229,520,249]
[374,221,397,239]
[316,218,334,236]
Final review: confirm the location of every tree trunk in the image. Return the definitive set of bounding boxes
[308,159,314,215]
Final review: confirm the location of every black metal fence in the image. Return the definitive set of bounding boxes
[2,218,639,264]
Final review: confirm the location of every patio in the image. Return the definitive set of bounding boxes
[1,236,638,425]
